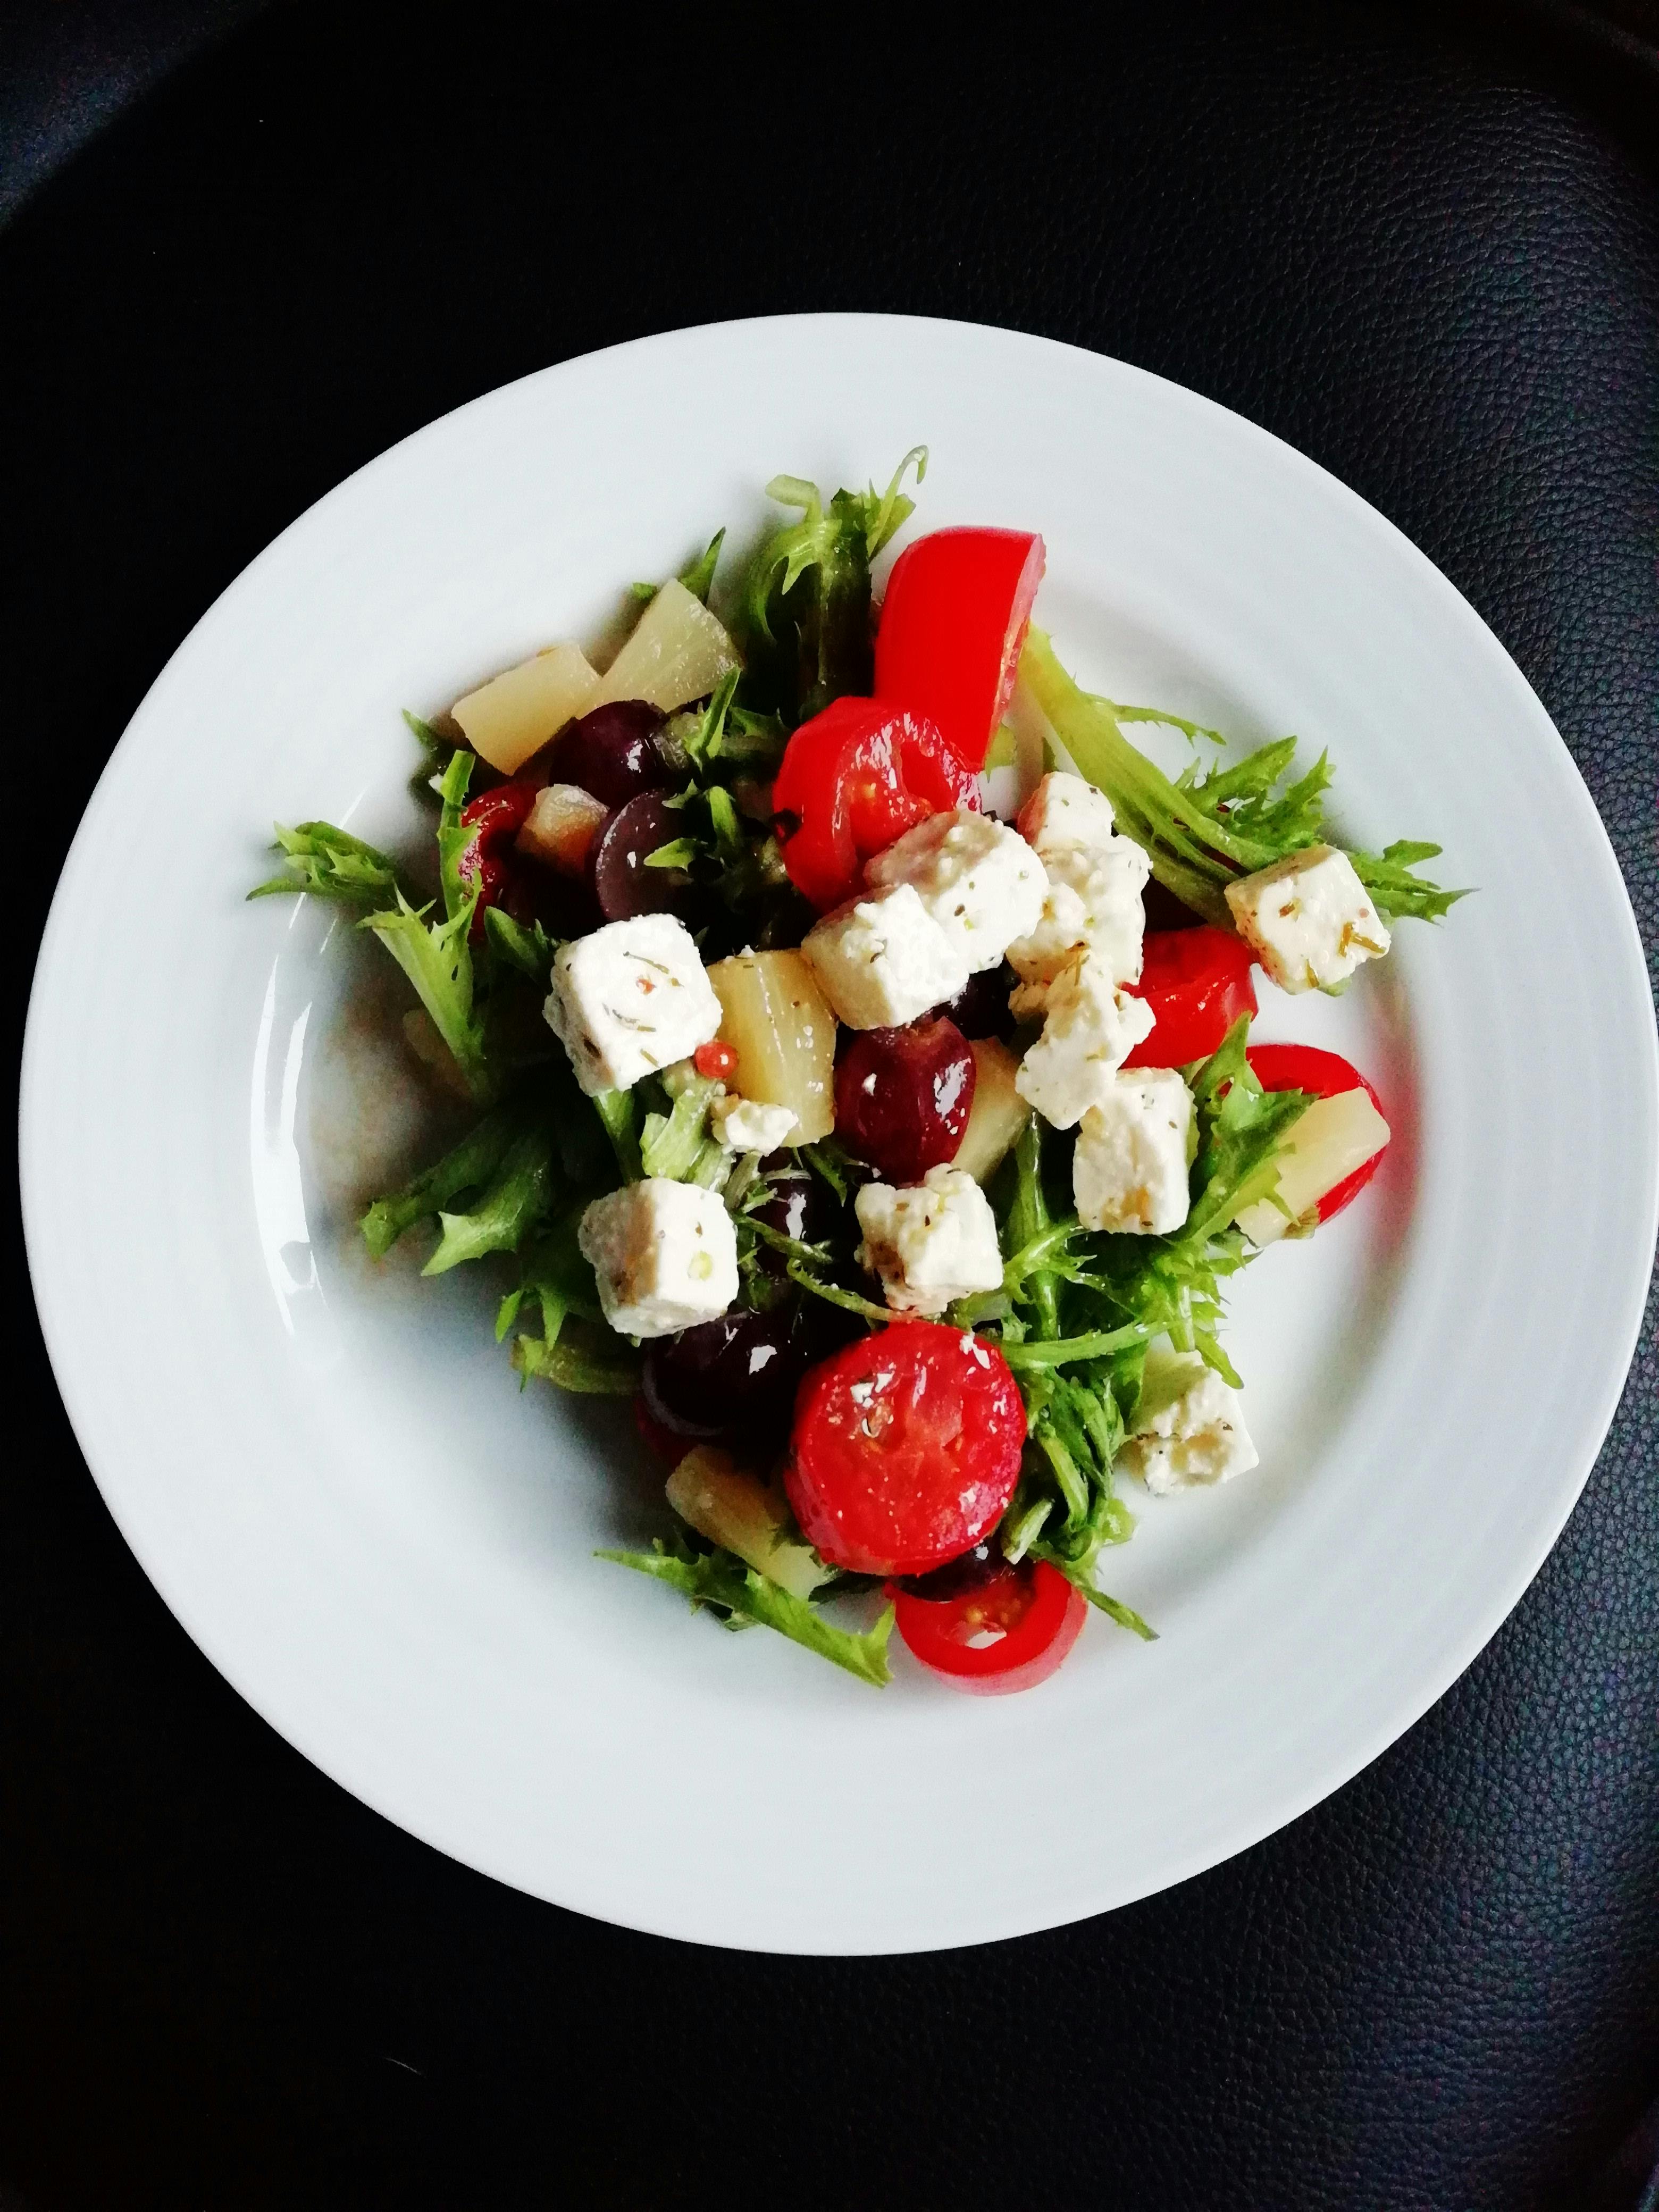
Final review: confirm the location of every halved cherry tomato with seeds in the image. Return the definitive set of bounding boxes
[1122,925,1258,1067]
[772,698,979,911]
[875,528,1046,771]
[786,1321,1025,1577]
[893,1551,1087,1695]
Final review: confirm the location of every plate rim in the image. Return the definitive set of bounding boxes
[20,310,1659,1953]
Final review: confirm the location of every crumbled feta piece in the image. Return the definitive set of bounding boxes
[1073,1069,1195,1235]
[577,1178,739,1338]
[515,781,609,875]
[708,1093,798,1154]
[1116,1351,1258,1494]
[1224,844,1390,994]
[1017,770,1120,856]
[1012,953,1157,1128]
[544,912,722,1096]
[1007,838,1152,992]
[854,1166,1004,1317]
[865,809,1048,974]
[800,883,969,1029]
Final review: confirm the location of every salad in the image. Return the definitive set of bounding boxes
[250,453,1464,1694]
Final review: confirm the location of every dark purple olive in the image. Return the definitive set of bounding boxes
[833,1016,976,1185]
[641,1306,816,1444]
[553,700,670,807]
[523,862,601,941]
[588,791,698,923]
[1142,878,1205,933]
[751,1168,835,1276]
[933,963,1014,1040]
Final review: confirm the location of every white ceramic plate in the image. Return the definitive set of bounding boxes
[21,315,1658,1954]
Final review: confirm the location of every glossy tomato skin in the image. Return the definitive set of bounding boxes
[786,1321,1025,1576]
[875,528,1046,771]
[458,781,538,941]
[1122,925,1258,1067]
[772,698,979,910]
[1246,1043,1386,1222]
[893,1556,1087,1695]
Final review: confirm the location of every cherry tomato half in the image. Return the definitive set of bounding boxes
[875,527,1047,771]
[458,780,538,941]
[772,698,981,911]
[893,1553,1087,1695]
[786,1321,1026,1576]
[1122,925,1258,1068]
[1246,1043,1386,1222]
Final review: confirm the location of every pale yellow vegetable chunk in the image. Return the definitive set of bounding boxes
[951,1038,1032,1184]
[592,579,740,713]
[666,1447,828,1598]
[516,782,608,874]
[1234,1085,1390,1245]
[451,643,600,775]
[706,950,836,1144]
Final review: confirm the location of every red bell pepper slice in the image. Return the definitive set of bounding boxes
[874,527,1046,770]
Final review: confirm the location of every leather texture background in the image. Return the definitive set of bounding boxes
[3,5,1656,2207]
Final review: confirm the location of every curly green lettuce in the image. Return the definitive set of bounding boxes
[598,1535,895,1687]
[735,448,926,723]
[1019,628,1467,927]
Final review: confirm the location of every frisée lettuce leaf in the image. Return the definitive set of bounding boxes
[1019,628,1467,927]
[360,1102,524,1260]
[598,1535,895,1687]
[247,820,405,909]
[736,448,926,724]
[361,891,492,1102]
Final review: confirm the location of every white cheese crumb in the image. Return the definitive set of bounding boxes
[708,1093,799,1155]
[800,882,970,1029]
[1012,952,1157,1128]
[853,1166,1004,1318]
[865,809,1049,974]
[577,1178,739,1339]
[1224,844,1390,994]
[1007,837,1152,993]
[544,912,722,1096]
[1073,1068,1195,1235]
[1016,770,1120,855]
[1116,1350,1259,1494]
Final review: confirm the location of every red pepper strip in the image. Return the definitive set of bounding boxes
[874,527,1046,771]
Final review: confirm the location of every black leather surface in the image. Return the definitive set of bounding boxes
[4,5,1657,2207]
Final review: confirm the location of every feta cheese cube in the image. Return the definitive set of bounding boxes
[544,912,722,1096]
[800,883,969,1030]
[708,1093,799,1154]
[1012,953,1157,1128]
[865,809,1048,974]
[1016,770,1120,856]
[1073,1069,1195,1235]
[1007,837,1152,992]
[1224,844,1390,994]
[1116,1350,1258,1495]
[577,1178,739,1339]
[854,1166,1004,1317]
